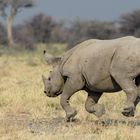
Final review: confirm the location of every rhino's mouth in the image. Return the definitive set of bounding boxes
[54,85,63,96]
[55,90,62,96]
[46,90,62,97]
[46,85,63,97]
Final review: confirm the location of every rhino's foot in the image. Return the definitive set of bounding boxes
[86,104,105,117]
[122,110,134,117]
[66,108,77,122]
[122,103,135,117]
[93,104,105,117]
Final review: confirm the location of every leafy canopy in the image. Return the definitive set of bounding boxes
[0,0,34,18]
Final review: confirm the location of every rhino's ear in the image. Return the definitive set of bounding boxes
[42,75,47,84]
[43,50,61,65]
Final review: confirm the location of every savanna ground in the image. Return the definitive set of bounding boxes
[0,44,140,140]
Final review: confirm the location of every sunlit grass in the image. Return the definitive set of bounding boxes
[0,45,140,140]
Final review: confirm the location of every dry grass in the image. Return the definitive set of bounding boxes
[0,49,140,140]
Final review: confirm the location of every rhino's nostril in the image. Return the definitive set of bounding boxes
[44,91,47,93]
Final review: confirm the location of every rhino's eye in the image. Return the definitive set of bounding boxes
[48,77,51,81]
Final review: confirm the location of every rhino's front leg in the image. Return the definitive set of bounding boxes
[60,93,77,122]
[85,91,105,117]
[60,76,85,122]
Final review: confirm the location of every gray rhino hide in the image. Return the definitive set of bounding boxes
[44,36,140,121]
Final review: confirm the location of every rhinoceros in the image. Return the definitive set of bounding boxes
[42,36,140,121]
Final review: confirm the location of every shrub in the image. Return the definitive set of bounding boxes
[29,13,55,43]
[14,23,35,50]
[119,10,140,37]
[67,20,119,48]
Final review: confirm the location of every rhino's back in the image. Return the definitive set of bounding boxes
[61,36,140,92]
[61,37,120,75]
[62,36,138,75]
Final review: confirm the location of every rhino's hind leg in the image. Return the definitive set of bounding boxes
[60,76,85,122]
[111,74,138,117]
[85,91,105,117]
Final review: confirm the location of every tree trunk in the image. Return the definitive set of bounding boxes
[6,8,16,48]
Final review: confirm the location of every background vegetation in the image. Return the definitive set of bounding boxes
[1,7,140,50]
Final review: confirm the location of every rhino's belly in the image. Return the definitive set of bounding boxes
[86,76,121,93]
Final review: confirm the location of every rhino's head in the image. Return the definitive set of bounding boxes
[42,51,64,97]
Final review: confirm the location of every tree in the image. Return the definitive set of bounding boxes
[119,10,140,37]
[28,14,56,43]
[14,23,35,50]
[0,22,6,45]
[84,21,118,39]
[67,20,118,48]
[0,0,34,47]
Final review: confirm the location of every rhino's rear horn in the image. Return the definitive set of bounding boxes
[44,50,61,65]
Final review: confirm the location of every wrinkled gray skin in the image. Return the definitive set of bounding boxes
[42,36,140,122]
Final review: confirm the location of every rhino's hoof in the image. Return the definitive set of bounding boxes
[122,103,135,117]
[94,104,105,117]
[122,107,135,117]
[122,111,134,117]
[66,109,77,122]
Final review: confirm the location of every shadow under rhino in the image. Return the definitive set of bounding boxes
[27,117,140,134]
